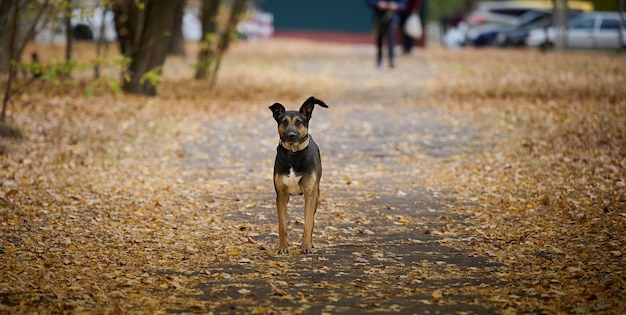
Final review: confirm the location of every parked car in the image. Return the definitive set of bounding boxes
[466,0,592,26]
[444,1,539,48]
[467,9,553,47]
[494,9,583,47]
[457,1,594,47]
[526,12,626,49]
[464,1,545,27]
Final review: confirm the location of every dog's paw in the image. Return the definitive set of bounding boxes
[300,245,314,255]
[277,248,289,255]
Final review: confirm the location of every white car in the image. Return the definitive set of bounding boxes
[36,6,203,43]
[526,12,626,49]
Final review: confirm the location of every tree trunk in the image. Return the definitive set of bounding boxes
[2,0,50,76]
[552,0,568,49]
[17,0,51,76]
[0,0,27,74]
[195,0,221,80]
[209,0,247,87]
[217,0,247,55]
[64,0,74,67]
[0,0,14,73]
[122,0,178,96]
[112,0,144,57]
[168,0,186,56]
[94,5,111,79]
[1,0,19,124]
[619,0,626,53]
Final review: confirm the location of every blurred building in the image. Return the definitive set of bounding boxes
[255,0,376,43]
[256,0,428,45]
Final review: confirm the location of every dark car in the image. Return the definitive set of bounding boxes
[495,9,583,47]
[467,9,552,47]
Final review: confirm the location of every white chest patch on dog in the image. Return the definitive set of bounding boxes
[282,167,303,195]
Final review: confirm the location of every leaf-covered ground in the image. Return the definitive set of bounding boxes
[1,40,625,314]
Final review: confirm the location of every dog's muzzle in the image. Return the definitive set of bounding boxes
[280,135,309,152]
[285,132,298,142]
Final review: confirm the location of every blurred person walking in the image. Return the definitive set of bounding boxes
[368,0,407,68]
[400,0,423,54]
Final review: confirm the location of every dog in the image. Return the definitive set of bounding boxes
[269,96,328,254]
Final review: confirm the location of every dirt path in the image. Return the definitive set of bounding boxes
[175,45,501,314]
[3,40,625,314]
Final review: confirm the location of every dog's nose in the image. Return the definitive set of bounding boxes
[286,132,298,141]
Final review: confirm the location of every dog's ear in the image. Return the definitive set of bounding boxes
[269,103,285,122]
[299,96,328,121]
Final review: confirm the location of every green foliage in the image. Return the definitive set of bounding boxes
[113,54,133,83]
[133,0,146,11]
[428,0,473,21]
[139,66,162,93]
[85,77,123,99]
[14,50,130,99]
[591,0,620,11]
[105,77,123,95]
[200,33,219,51]
[55,0,74,12]
[19,58,76,83]
[193,57,218,77]
[85,82,96,98]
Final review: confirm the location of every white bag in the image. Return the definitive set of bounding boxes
[404,13,422,39]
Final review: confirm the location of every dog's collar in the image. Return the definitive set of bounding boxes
[280,135,309,152]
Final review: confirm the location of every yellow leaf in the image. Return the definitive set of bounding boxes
[549,247,564,254]
[268,261,283,267]
[270,283,289,297]
[432,290,442,300]
[502,308,517,315]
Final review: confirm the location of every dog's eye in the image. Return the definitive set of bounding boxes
[280,120,288,126]
[295,120,302,127]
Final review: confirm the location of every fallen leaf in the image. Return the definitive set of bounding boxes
[270,283,289,297]
[432,290,442,301]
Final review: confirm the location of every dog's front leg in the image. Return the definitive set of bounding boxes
[276,192,290,254]
[301,190,317,254]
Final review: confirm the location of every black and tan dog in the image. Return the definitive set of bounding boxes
[269,96,328,254]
